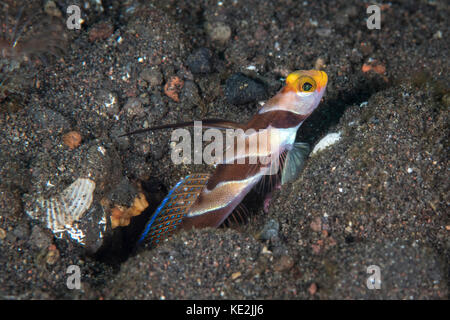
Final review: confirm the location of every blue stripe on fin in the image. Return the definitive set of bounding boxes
[137,173,211,246]
[138,176,188,244]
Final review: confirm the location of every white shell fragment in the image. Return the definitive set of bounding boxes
[311,132,342,155]
[25,178,96,244]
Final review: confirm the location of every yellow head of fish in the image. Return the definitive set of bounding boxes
[259,69,328,115]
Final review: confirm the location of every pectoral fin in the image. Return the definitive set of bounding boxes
[281,142,310,185]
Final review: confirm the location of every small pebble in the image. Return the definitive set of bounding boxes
[181,80,201,108]
[123,97,145,117]
[30,226,52,249]
[96,90,119,116]
[30,107,70,133]
[273,255,294,272]
[311,132,342,155]
[314,57,326,70]
[310,217,322,232]
[206,21,231,45]
[0,227,6,240]
[13,224,30,240]
[362,61,386,74]
[44,0,62,17]
[259,219,279,240]
[139,68,163,87]
[231,271,241,280]
[186,48,213,74]
[432,30,442,39]
[316,28,332,37]
[308,283,317,295]
[46,245,60,265]
[62,131,82,149]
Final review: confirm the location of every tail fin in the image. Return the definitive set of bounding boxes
[138,174,210,246]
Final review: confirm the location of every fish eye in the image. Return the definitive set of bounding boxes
[302,82,313,91]
[298,76,316,92]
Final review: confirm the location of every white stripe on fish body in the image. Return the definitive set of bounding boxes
[269,125,301,149]
[186,171,265,218]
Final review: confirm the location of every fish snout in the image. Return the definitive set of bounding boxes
[313,70,328,93]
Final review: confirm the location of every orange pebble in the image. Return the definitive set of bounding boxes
[372,64,386,74]
[62,131,82,149]
[362,62,386,75]
[109,193,149,229]
[308,283,317,295]
[362,64,373,73]
[164,76,184,102]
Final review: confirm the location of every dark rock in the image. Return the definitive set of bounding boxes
[225,73,267,105]
[259,219,279,240]
[106,177,138,206]
[123,97,145,118]
[273,255,294,272]
[29,225,52,249]
[181,80,201,108]
[29,106,70,134]
[77,202,108,254]
[147,93,168,118]
[12,223,30,240]
[109,124,130,151]
[186,48,213,74]
[139,67,163,88]
[94,90,119,117]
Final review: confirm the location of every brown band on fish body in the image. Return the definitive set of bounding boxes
[245,110,309,130]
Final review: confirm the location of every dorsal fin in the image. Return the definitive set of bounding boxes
[120,119,245,137]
